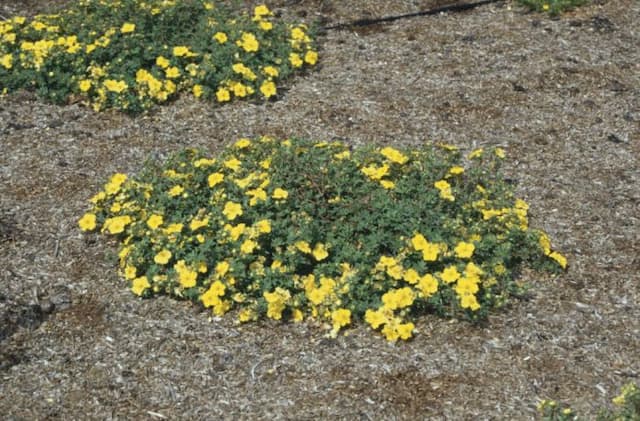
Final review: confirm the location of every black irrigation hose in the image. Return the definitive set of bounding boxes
[323,0,503,31]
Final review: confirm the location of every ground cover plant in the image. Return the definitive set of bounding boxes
[517,0,589,15]
[78,137,566,341]
[0,0,318,113]
[539,381,640,420]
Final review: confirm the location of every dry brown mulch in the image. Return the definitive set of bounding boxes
[1,0,639,419]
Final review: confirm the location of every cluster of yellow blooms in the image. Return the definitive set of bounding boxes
[0,2,318,111]
[79,137,567,341]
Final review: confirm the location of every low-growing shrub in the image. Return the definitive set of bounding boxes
[79,137,566,341]
[539,381,640,420]
[0,1,317,113]
[517,0,589,16]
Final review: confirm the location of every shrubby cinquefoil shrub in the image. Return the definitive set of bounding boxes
[79,138,567,341]
[517,0,588,16]
[539,381,640,420]
[0,1,317,112]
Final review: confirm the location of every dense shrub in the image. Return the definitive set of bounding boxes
[0,1,317,112]
[79,137,566,341]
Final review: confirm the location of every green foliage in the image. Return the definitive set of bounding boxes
[79,137,566,341]
[0,1,318,113]
[539,382,640,420]
[517,0,589,16]
[599,382,640,421]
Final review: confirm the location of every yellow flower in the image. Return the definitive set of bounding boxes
[333,150,351,160]
[190,217,209,231]
[291,309,304,322]
[459,292,481,311]
[213,32,227,43]
[380,180,395,189]
[223,201,243,220]
[464,262,484,278]
[154,249,172,265]
[312,243,329,261]
[156,55,170,68]
[175,260,197,288]
[215,261,230,277]
[376,255,398,270]
[103,215,132,234]
[434,179,455,201]
[232,63,257,80]
[411,233,428,251]
[236,32,259,52]
[290,27,307,41]
[295,241,311,254]
[361,164,389,180]
[417,274,438,297]
[455,276,479,295]
[224,157,242,171]
[78,79,92,92]
[549,251,567,269]
[272,188,288,199]
[78,213,97,231]
[201,281,226,307]
[264,287,290,320]
[396,322,414,340]
[120,22,135,33]
[0,54,13,69]
[131,276,150,296]
[495,148,506,158]
[164,223,183,234]
[168,185,184,197]
[103,79,127,93]
[289,52,303,67]
[365,309,387,329]
[230,82,249,97]
[123,265,137,280]
[448,166,464,176]
[260,80,277,98]
[262,66,279,77]
[382,287,415,310]
[247,188,267,206]
[331,308,351,329]
[304,50,318,65]
[208,172,224,188]
[238,308,256,322]
[403,268,420,284]
[165,66,180,79]
[259,21,273,31]
[542,3,550,11]
[254,219,271,234]
[225,223,246,241]
[105,173,127,194]
[90,191,106,204]
[173,45,195,57]
[380,147,408,164]
[240,239,257,254]
[234,138,252,149]
[386,264,404,280]
[194,158,215,168]
[468,148,484,159]
[254,4,271,17]
[306,287,328,304]
[440,266,461,284]
[411,234,440,261]
[538,231,552,254]
[454,241,475,259]
[147,214,163,229]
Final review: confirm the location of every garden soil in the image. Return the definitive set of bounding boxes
[1,0,639,419]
